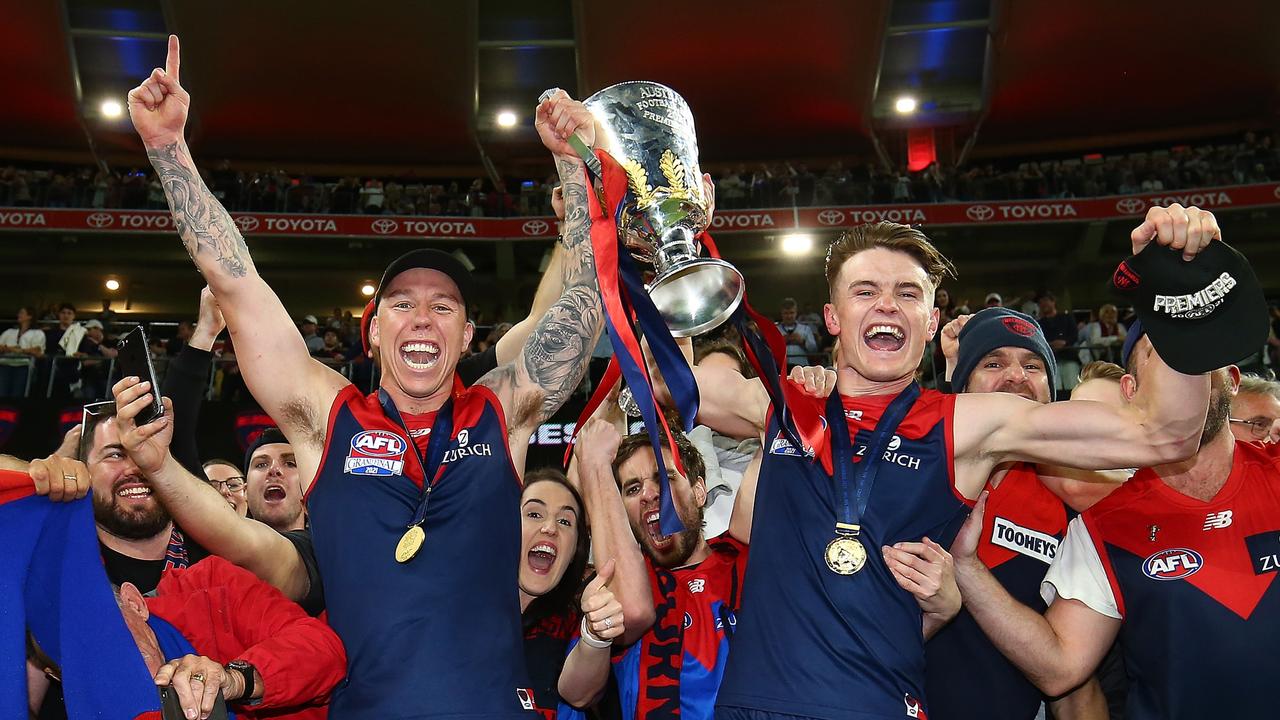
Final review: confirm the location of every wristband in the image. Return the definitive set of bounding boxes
[579,616,612,649]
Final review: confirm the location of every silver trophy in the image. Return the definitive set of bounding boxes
[584,81,744,337]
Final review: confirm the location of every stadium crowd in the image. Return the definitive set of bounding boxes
[2,130,1277,217]
[5,36,1280,720]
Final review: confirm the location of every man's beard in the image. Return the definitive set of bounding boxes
[638,502,705,569]
[1199,381,1232,449]
[94,490,172,540]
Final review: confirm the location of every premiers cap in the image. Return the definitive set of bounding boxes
[373,249,474,311]
[1110,241,1267,374]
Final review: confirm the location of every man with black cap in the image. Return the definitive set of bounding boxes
[926,306,1111,720]
[951,240,1278,719]
[130,35,602,718]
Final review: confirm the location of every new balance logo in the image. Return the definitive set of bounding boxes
[1203,510,1233,530]
[688,578,705,593]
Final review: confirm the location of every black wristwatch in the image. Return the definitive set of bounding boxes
[224,660,257,704]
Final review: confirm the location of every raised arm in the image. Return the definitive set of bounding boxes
[493,188,568,366]
[479,92,603,466]
[952,494,1120,696]
[953,339,1207,499]
[161,286,222,477]
[113,377,312,603]
[129,36,347,482]
[572,418,654,645]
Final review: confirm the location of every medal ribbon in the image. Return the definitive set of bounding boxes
[699,232,827,470]
[378,375,463,529]
[826,382,920,533]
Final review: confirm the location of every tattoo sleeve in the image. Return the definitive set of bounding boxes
[146,142,254,280]
[483,158,603,428]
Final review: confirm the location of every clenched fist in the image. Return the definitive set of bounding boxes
[128,35,190,148]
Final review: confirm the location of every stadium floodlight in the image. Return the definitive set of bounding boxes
[781,234,813,256]
[894,96,918,115]
[496,110,518,128]
[101,99,123,118]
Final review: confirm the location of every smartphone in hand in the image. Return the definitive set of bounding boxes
[116,326,165,425]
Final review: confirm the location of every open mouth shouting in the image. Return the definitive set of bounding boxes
[526,541,559,575]
[863,323,906,353]
[400,340,441,371]
[262,483,288,504]
[643,509,674,551]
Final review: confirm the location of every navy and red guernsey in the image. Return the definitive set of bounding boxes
[716,386,972,720]
[926,462,1070,720]
[306,383,536,719]
[1043,440,1280,720]
[603,536,748,720]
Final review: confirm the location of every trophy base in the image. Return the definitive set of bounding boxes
[648,258,745,338]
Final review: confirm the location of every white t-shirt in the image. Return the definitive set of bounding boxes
[1040,516,1121,619]
[0,327,45,367]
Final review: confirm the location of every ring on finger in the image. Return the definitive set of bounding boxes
[603,617,613,629]
[62,473,76,482]
[190,672,205,683]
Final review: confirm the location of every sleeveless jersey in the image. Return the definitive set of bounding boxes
[1058,440,1280,720]
[926,462,1070,720]
[306,383,535,719]
[716,387,971,720]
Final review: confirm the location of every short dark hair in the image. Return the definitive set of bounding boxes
[58,302,76,313]
[202,458,242,474]
[612,420,706,490]
[780,298,798,311]
[693,338,750,377]
[79,401,117,462]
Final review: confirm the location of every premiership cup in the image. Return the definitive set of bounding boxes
[585,81,745,337]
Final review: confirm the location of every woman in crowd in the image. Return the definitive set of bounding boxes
[519,468,623,716]
[1081,303,1127,363]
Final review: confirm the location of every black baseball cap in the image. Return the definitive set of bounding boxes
[244,427,289,473]
[373,249,474,311]
[1110,241,1267,374]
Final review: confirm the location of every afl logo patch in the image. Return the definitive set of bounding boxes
[344,430,407,476]
[1142,548,1203,581]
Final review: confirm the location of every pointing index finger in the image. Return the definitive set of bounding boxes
[166,35,180,82]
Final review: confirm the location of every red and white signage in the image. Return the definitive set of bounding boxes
[1,182,1274,240]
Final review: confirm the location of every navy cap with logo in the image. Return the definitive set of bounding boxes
[1110,241,1267,374]
[373,249,475,312]
[951,307,1057,395]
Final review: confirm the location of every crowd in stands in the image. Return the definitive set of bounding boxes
[7,62,1280,720]
[3,130,1277,217]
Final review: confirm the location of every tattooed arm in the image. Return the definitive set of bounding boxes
[130,36,347,486]
[479,92,603,472]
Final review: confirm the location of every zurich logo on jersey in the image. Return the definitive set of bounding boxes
[344,430,407,476]
[1142,548,1204,581]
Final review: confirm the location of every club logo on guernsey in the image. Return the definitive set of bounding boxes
[990,516,1059,565]
[1142,548,1204,581]
[345,430,407,476]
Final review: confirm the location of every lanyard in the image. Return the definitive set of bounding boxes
[377,376,461,529]
[825,382,920,533]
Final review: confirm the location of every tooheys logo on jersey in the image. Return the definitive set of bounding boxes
[440,428,492,463]
[990,516,1059,565]
[1153,272,1236,319]
[1142,548,1204,581]
[344,430,407,476]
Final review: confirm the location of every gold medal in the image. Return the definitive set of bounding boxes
[825,535,867,575]
[395,525,426,563]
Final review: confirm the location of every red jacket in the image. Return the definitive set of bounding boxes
[147,556,346,720]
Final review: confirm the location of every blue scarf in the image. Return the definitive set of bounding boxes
[0,472,162,718]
